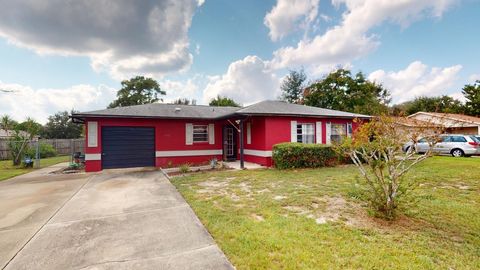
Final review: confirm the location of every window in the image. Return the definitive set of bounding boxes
[296,123,314,143]
[450,136,467,143]
[330,124,347,143]
[193,125,208,142]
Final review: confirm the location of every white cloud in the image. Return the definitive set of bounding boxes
[203,56,281,105]
[0,81,116,123]
[264,0,320,41]
[469,73,480,83]
[449,92,466,103]
[161,78,201,103]
[368,61,462,103]
[270,0,457,72]
[0,0,199,80]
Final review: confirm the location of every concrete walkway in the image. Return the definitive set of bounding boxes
[224,161,266,170]
[0,167,233,270]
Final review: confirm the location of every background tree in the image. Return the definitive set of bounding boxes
[303,69,390,115]
[280,69,307,104]
[209,95,240,107]
[41,110,83,139]
[173,98,197,105]
[391,95,464,116]
[462,80,480,116]
[0,115,18,131]
[108,76,165,108]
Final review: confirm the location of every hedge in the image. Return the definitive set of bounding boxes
[272,142,346,169]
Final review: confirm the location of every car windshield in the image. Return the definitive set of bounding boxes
[469,136,480,143]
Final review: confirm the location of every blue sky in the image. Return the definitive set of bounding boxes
[0,0,479,123]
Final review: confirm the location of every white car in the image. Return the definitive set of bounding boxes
[403,134,480,157]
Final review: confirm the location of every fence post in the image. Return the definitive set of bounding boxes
[35,139,40,168]
[70,139,74,163]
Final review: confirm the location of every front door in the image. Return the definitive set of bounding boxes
[223,126,237,161]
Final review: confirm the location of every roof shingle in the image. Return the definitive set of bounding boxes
[72,100,371,120]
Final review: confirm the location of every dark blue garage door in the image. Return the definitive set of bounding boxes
[101,126,155,169]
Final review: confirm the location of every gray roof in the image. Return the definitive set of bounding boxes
[72,100,370,120]
[73,103,239,119]
[236,100,371,118]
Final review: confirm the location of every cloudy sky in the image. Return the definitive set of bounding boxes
[0,0,479,123]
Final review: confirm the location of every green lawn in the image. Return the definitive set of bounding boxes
[0,155,70,181]
[171,156,480,269]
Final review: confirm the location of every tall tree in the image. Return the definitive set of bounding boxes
[462,80,480,116]
[173,98,197,105]
[392,95,464,116]
[0,115,18,131]
[303,69,390,115]
[16,117,42,140]
[209,95,240,107]
[280,69,307,104]
[41,110,83,139]
[108,76,165,108]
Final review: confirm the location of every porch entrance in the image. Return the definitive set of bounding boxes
[223,125,237,161]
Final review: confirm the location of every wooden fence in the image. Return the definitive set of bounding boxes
[0,138,84,160]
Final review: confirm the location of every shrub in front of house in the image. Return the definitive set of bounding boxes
[272,142,345,169]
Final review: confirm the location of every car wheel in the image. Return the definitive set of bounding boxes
[451,149,464,157]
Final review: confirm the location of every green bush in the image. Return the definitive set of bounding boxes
[25,143,57,158]
[272,142,345,169]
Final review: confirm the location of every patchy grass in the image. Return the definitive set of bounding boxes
[171,156,480,269]
[0,155,70,181]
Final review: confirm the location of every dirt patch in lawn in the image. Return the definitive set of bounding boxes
[282,195,431,232]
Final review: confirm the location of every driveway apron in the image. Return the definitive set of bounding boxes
[1,168,233,270]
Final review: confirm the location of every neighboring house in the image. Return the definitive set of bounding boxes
[0,129,33,139]
[408,112,480,135]
[71,100,370,172]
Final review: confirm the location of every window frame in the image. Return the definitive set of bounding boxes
[296,123,315,144]
[192,124,209,143]
[330,123,347,144]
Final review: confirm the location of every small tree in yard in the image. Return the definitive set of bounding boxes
[337,116,441,220]
[2,117,42,165]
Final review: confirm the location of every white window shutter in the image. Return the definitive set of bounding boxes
[290,121,297,142]
[326,122,331,145]
[208,124,215,144]
[316,121,322,144]
[347,122,353,138]
[185,123,193,145]
[87,121,98,147]
[247,122,251,144]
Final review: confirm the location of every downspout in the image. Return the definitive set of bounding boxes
[239,119,244,169]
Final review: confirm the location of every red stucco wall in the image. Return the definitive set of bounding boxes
[84,115,362,171]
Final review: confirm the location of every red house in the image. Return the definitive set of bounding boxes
[71,100,370,172]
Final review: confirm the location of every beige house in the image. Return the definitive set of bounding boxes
[407,112,480,135]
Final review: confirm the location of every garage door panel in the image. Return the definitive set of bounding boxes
[102,126,155,169]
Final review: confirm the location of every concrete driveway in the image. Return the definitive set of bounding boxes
[0,166,233,270]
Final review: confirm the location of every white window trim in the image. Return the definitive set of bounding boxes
[326,122,332,145]
[87,121,98,147]
[316,121,322,144]
[290,121,297,142]
[208,124,215,144]
[185,123,193,145]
